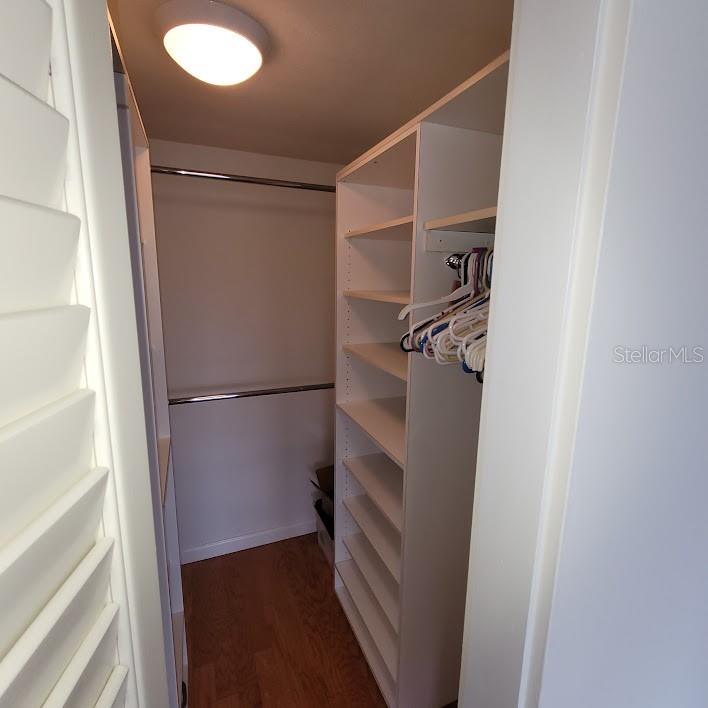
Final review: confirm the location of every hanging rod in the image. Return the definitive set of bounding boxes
[169,382,334,406]
[151,165,336,193]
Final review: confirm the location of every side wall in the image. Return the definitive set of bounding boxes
[459,0,623,705]
[462,1,708,707]
[539,2,708,705]
[150,140,340,562]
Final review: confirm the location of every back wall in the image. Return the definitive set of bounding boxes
[151,138,339,562]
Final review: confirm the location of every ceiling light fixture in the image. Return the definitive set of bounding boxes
[155,0,268,86]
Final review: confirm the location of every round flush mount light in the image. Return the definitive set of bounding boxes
[155,0,268,86]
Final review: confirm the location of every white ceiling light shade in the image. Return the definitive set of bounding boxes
[155,0,268,86]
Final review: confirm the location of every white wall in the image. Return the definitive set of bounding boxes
[150,140,339,562]
[459,0,616,705]
[461,1,708,707]
[538,2,708,706]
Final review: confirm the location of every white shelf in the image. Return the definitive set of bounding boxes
[424,206,497,233]
[338,53,509,186]
[335,585,396,707]
[344,494,401,582]
[337,397,406,467]
[344,343,408,382]
[344,533,400,632]
[345,215,414,241]
[339,129,417,189]
[344,290,410,306]
[344,454,403,531]
[337,560,399,680]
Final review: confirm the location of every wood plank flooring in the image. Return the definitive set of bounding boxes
[182,534,387,707]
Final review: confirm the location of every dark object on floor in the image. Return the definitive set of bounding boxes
[312,464,335,539]
[182,534,386,707]
[310,464,334,499]
[314,497,334,539]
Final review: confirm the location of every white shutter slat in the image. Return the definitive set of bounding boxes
[0,306,89,428]
[95,665,129,708]
[0,390,94,547]
[0,73,68,209]
[0,538,114,708]
[0,195,79,314]
[43,603,119,708]
[0,1,150,702]
[0,469,108,659]
[0,1,51,100]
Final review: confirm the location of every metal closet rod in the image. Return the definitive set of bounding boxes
[169,382,334,406]
[151,164,336,193]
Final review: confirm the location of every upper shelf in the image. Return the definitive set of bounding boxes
[344,290,410,306]
[345,215,414,241]
[425,206,497,233]
[338,51,509,185]
[425,57,509,134]
[338,130,417,189]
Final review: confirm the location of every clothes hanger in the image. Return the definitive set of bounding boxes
[402,287,487,353]
[400,248,493,380]
[399,253,478,352]
[424,249,492,370]
[397,251,478,321]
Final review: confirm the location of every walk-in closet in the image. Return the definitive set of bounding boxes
[104,1,514,704]
[2,1,704,707]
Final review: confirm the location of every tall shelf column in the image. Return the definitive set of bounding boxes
[334,52,510,708]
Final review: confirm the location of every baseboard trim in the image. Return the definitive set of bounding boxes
[180,519,317,564]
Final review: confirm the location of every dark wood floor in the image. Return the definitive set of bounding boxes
[182,534,387,707]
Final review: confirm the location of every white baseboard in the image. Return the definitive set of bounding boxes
[180,519,317,564]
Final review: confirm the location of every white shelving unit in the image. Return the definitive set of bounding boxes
[335,51,510,707]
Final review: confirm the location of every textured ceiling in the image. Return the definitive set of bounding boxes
[108,0,513,164]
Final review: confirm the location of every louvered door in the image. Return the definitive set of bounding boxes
[0,1,168,706]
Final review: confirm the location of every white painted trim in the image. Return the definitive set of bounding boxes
[181,520,317,564]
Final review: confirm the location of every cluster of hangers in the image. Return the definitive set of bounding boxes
[398,248,493,383]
